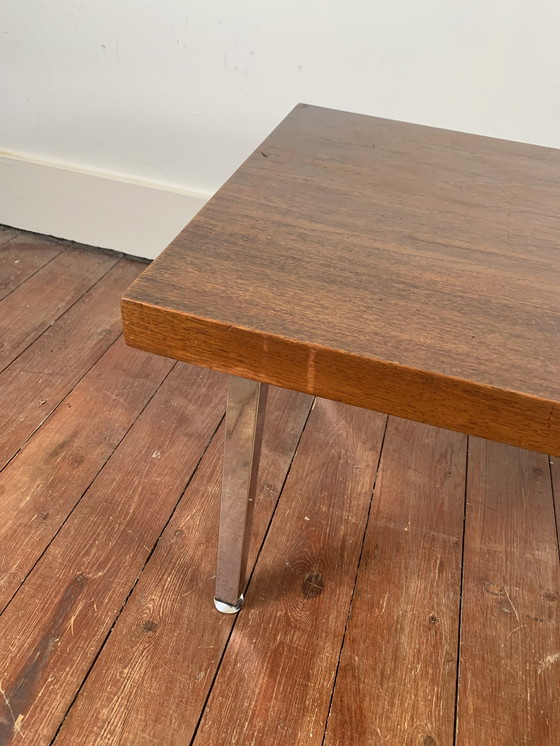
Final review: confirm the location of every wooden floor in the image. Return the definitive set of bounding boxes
[0,226,558,746]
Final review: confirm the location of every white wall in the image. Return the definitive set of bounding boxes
[1,1,560,257]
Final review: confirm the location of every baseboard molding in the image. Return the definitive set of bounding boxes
[0,152,211,259]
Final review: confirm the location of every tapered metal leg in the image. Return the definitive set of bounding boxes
[214,376,268,613]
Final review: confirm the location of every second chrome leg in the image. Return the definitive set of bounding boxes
[214,376,268,613]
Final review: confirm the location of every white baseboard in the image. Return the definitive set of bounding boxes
[0,152,211,259]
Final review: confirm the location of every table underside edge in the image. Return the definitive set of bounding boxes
[121,296,560,458]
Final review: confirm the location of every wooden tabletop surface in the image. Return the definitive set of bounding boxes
[122,104,560,456]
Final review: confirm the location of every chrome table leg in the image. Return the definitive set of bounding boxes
[214,376,268,613]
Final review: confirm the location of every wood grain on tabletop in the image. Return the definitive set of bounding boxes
[0,363,225,746]
[53,387,312,746]
[456,438,560,745]
[324,418,467,746]
[0,245,118,373]
[0,258,145,470]
[122,104,560,456]
[0,232,63,301]
[0,337,173,614]
[193,400,386,746]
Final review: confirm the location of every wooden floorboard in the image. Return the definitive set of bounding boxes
[0,232,62,302]
[0,225,18,244]
[193,401,386,746]
[53,387,312,746]
[324,419,466,745]
[551,456,560,559]
[0,245,117,373]
[0,336,173,613]
[0,362,225,745]
[0,227,558,745]
[0,258,145,470]
[456,439,560,744]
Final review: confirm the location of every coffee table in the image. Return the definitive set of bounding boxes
[121,104,560,612]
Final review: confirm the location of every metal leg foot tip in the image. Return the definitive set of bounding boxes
[214,595,244,614]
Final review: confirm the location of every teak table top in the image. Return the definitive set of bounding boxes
[122,104,560,456]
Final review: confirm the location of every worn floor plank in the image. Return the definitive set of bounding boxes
[324,419,466,746]
[0,244,117,372]
[0,258,145,470]
[193,400,386,745]
[0,337,173,613]
[0,225,17,243]
[456,439,560,745]
[551,456,559,559]
[0,363,225,745]
[0,232,63,301]
[53,386,312,746]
